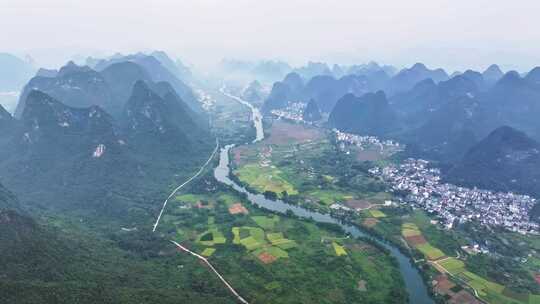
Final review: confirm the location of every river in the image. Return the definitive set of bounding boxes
[213,92,434,304]
[220,87,264,142]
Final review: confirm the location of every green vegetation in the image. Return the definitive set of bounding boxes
[251,215,280,229]
[267,232,298,250]
[332,242,348,256]
[233,226,267,250]
[202,248,216,257]
[369,209,386,218]
[439,258,465,275]
[231,221,298,257]
[416,243,445,260]
[231,121,390,212]
[401,223,445,260]
[0,84,408,304]
[253,246,289,259]
[235,164,298,197]
[156,173,408,303]
[217,193,238,206]
[369,208,540,304]
[228,118,540,304]
[529,295,540,304]
[197,228,227,246]
[233,120,540,304]
[453,270,532,304]
[0,209,236,304]
[210,88,256,145]
[308,189,353,205]
[401,223,422,237]
[175,193,207,204]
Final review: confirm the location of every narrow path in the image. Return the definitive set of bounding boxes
[170,240,249,304]
[361,203,387,210]
[429,259,481,299]
[152,138,219,232]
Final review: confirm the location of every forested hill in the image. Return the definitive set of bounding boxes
[446,126,540,203]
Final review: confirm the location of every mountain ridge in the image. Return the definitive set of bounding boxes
[446,126,540,216]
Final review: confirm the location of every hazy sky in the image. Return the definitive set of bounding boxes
[2,0,540,71]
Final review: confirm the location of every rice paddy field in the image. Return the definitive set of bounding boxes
[401,223,446,261]
[438,258,465,275]
[366,209,540,304]
[369,209,387,218]
[234,163,298,197]
[156,182,407,303]
[332,242,348,256]
[227,117,540,303]
[231,120,393,211]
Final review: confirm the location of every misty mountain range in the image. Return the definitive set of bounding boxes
[14,52,201,118]
[262,62,540,205]
[2,46,540,304]
[0,51,226,303]
[0,53,35,92]
[0,55,213,218]
[4,51,540,206]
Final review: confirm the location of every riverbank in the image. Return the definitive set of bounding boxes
[221,103,540,303]
[215,142,434,303]
[157,165,407,303]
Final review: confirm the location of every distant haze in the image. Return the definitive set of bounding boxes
[2,0,540,72]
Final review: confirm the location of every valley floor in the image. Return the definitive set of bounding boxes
[7,84,540,304]
[229,116,540,304]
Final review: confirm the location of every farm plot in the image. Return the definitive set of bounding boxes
[362,218,379,228]
[266,232,298,250]
[235,164,298,197]
[252,215,280,229]
[308,190,352,206]
[201,248,216,257]
[369,209,386,218]
[197,228,227,246]
[161,185,406,303]
[218,193,239,206]
[265,120,324,145]
[402,223,446,260]
[402,223,422,237]
[175,194,204,204]
[232,222,297,264]
[229,203,249,215]
[232,226,267,250]
[458,271,505,299]
[333,242,348,256]
[438,258,465,275]
[416,244,445,260]
[344,199,372,210]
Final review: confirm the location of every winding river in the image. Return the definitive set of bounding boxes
[214,92,434,304]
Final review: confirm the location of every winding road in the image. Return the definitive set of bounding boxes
[155,89,258,303]
[170,240,250,304]
[152,138,219,232]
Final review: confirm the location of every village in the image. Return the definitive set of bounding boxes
[269,102,306,122]
[333,129,402,153]
[247,104,539,235]
[369,159,540,234]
